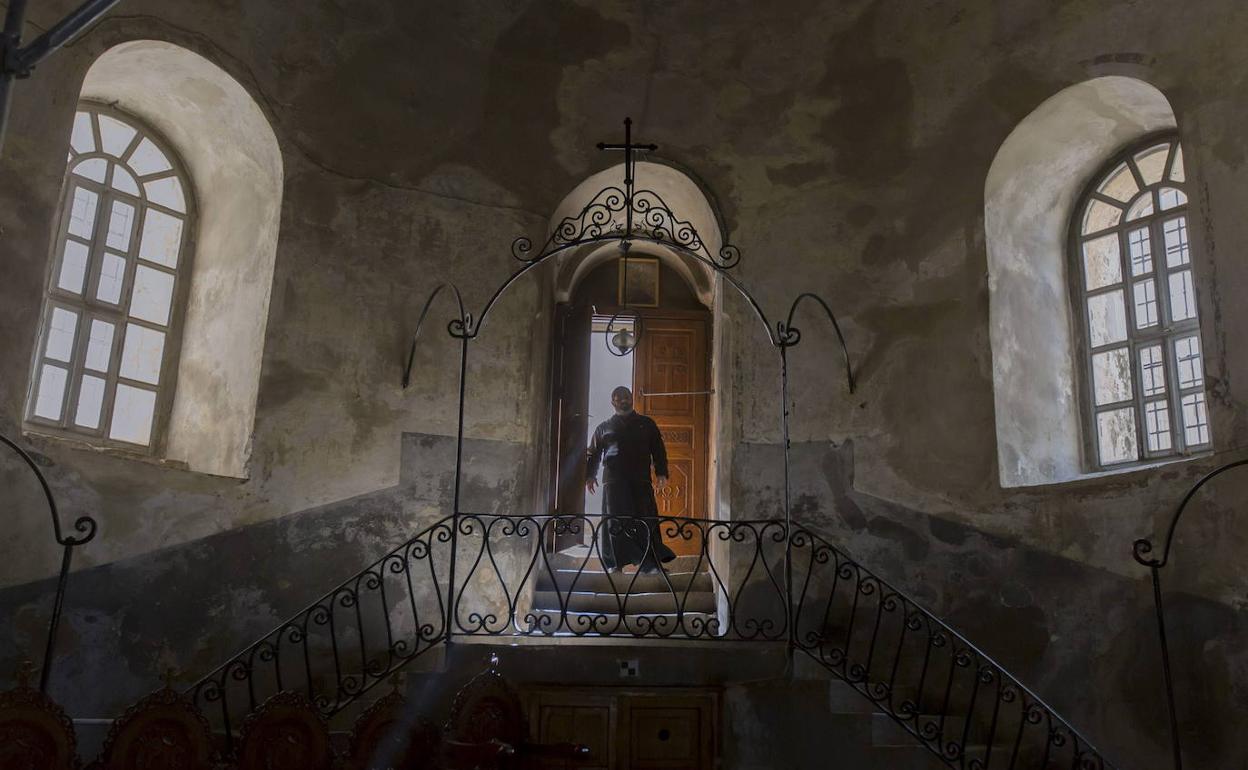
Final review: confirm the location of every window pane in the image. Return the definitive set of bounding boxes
[67,186,99,239]
[70,111,94,154]
[97,114,137,157]
[1163,217,1189,267]
[74,374,106,429]
[119,323,165,385]
[1132,279,1159,328]
[137,210,184,268]
[1092,347,1133,406]
[1082,199,1122,234]
[96,252,127,304]
[1158,187,1187,211]
[58,239,89,294]
[1144,400,1172,453]
[1097,407,1139,465]
[1082,234,1121,290]
[128,137,171,177]
[1097,162,1138,202]
[33,364,69,420]
[1168,270,1196,322]
[109,384,156,445]
[1139,345,1166,397]
[45,307,78,362]
[84,318,115,372]
[1181,392,1210,446]
[1134,144,1169,185]
[111,166,140,196]
[1087,290,1128,347]
[72,157,107,183]
[1174,335,1204,389]
[1169,145,1185,183]
[1126,195,1154,221]
[144,177,186,213]
[1127,227,1152,276]
[130,265,175,326]
[106,200,136,251]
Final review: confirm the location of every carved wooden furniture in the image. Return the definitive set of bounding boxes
[345,689,439,770]
[233,690,334,770]
[86,681,214,770]
[0,665,79,770]
[440,655,589,770]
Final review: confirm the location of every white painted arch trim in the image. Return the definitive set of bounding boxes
[551,161,723,307]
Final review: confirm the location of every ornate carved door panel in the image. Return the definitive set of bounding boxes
[633,314,710,556]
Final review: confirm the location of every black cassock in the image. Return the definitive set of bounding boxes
[585,411,677,571]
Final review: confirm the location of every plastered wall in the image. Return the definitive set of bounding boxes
[1,1,1247,767]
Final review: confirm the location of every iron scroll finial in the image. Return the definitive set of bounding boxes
[1,431,97,694]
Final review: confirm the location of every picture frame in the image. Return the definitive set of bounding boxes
[618,257,660,308]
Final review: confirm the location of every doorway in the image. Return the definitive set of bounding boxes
[549,257,712,558]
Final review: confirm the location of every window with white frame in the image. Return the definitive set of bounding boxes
[26,104,192,450]
[1074,134,1210,468]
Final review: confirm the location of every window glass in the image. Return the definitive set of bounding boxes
[1075,137,1209,466]
[26,106,191,448]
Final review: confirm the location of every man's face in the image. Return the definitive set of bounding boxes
[612,388,633,413]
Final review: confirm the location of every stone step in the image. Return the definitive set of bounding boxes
[535,568,713,594]
[532,589,716,615]
[547,547,707,573]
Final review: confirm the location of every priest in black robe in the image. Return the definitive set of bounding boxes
[585,386,677,573]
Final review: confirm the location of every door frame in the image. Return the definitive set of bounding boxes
[546,303,714,548]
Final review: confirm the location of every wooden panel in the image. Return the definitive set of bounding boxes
[529,692,615,769]
[634,315,709,556]
[619,695,715,770]
[538,704,611,769]
[524,688,716,770]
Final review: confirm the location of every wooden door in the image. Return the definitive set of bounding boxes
[633,315,710,556]
[551,302,592,550]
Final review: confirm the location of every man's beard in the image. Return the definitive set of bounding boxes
[614,405,633,415]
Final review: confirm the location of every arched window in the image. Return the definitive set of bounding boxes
[27,104,192,450]
[1073,134,1209,468]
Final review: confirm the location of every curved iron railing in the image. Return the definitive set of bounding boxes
[791,525,1115,770]
[187,515,455,751]
[1132,456,1248,770]
[186,512,1118,770]
[449,514,788,640]
[1,431,97,694]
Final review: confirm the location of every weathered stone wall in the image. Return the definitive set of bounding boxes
[1,1,1246,768]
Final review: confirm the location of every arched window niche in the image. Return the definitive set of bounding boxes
[27,40,283,478]
[986,76,1207,487]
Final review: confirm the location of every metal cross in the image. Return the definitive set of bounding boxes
[0,0,122,155]
[597,116,657,192]
[596,117,657,238]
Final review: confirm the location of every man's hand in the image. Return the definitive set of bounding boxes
[656,475,669,490]
[586,477,598,494]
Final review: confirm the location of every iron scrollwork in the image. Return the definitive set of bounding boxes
[1130,456,1248,770]
[0,432,97,694]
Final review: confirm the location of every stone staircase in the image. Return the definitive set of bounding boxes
[529,545,716,633]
